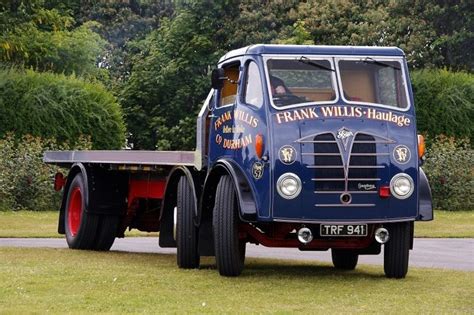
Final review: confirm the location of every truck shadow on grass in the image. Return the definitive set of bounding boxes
[199,258,387,280]
[106,251,387,279]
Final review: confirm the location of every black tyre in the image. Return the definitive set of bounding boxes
[213,175,246,277]
[94,215,119,251]
[331,249,359,270]
[176,176,200,268]
[64,173,99,250]
[384,222,410,278]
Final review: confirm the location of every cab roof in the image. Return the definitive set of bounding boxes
[218,44,405,64]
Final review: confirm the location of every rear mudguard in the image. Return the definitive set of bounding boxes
[417,167,433,221]
[58,163,128,234]
[58,163,87,234]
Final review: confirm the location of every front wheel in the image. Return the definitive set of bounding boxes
[64,173,99,250]
[384,222,411,278]
[213,175,246,277]
[331,249,359,270]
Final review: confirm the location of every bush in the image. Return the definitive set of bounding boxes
[423,135,474,211]
[0,134,92,211]
[0,68,125,149]
[412,69,474,143]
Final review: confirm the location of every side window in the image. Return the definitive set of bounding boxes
[244,61,263,107]
[219,63,240,107]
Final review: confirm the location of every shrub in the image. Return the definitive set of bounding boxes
[0,68,125,149]
[423,135,474,211]
[412,69,474,143]
[0,134,92,211]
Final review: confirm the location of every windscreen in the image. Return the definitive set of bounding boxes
[338,59,408,109]
[267,58,337,107]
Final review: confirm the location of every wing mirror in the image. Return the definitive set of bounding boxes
[211,68,226,89]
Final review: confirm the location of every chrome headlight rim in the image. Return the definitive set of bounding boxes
[390,173,414,199]
[277,172,302,199]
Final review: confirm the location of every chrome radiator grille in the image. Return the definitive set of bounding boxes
[299,131,393,207]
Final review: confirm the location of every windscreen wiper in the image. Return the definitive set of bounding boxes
[298,56,335,72]
[363,57,401,70]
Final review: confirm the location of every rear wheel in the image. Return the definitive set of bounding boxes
[176,176,200,268]
[331,249,359,270]
[64,173,99,250]
[384,222,410,278]
[94,215,119,251]
[213,175,246,277]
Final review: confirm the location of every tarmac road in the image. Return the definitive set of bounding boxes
[0,237,472,271]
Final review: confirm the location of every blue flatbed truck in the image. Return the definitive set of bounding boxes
[44,44,433,278]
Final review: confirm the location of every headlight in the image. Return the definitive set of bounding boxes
[277,173,302,199]
[390,173,414,199]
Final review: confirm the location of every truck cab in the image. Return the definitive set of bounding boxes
[197,45,432,277]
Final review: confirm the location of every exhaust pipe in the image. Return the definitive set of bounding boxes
[375,227,390,244]
[297,227,313,244]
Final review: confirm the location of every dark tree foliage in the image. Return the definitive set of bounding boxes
[222,0,300,49]
[427,0,473,71]
[0,0,106,77]
[120,1,240,150]
[72,0,175,84]
[279,0,473,71]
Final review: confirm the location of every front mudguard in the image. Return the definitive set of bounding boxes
[417,167,433,221]
[199,159,258,223]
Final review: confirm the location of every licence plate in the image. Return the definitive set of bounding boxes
[320,224,368,237]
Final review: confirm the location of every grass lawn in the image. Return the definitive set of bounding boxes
[0,211,158,238]
[1,209,473,238]
[415,210,474,238]
[0,247,472,313]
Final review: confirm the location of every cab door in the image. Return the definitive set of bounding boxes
[208,60,241,165]
[233,58,271,219]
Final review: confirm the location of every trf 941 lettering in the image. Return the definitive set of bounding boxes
[44,45,433,278]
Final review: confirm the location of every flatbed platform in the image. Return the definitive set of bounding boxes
[43,150,196,168]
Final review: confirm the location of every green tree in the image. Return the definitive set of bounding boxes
[279,0,472,71]
[222,0,300,48]
[0,0,106,77]
[67,0,175,85]
[120,1,239,150]
[411,0,473,71]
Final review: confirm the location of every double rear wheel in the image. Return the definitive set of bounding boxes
[65,173,119,251]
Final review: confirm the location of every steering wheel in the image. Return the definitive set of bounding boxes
[273,93,304,106]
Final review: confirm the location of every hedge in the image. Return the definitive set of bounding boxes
[0,134,92,211]
[412,69,473,143]
[0,68,125,149]
[423,135,473,211]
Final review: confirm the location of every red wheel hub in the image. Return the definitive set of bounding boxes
[68,187,82,236]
